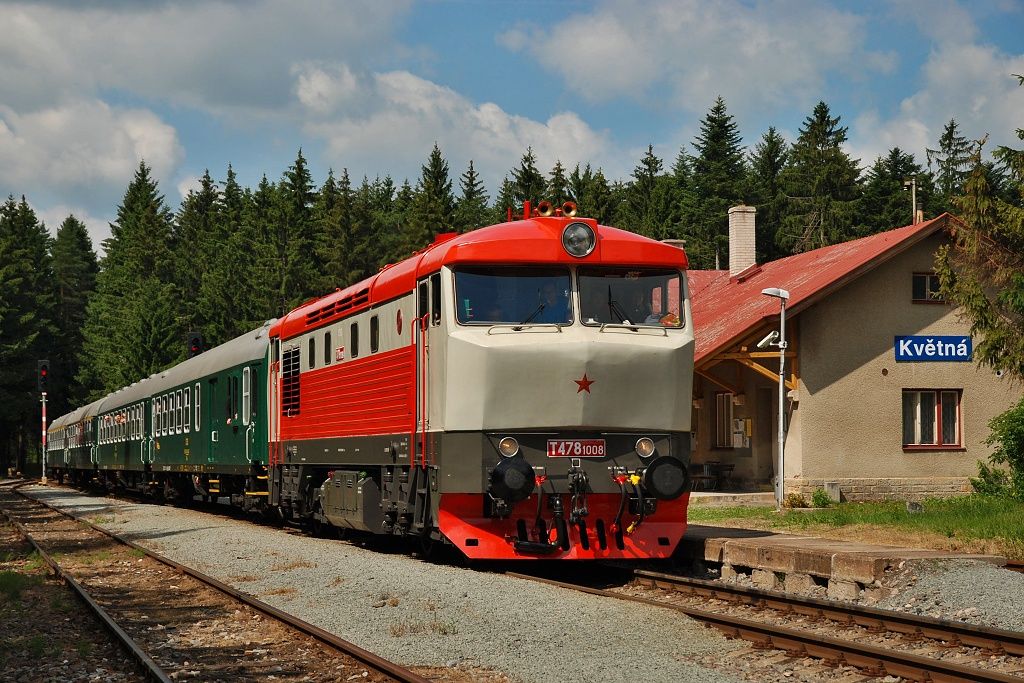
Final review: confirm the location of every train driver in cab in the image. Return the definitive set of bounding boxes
[534,281,571,323]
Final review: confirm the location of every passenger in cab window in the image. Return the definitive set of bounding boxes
[534,282,570,323]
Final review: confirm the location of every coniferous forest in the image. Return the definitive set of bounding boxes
[1,96,1020,473]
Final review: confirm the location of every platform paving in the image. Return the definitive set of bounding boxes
[679,524,1006,587]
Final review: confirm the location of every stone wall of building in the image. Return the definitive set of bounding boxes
[788,477,972,502]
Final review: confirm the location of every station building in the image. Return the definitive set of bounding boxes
[687,207,1022,501]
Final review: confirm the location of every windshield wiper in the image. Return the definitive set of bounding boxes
[519,302,546,325]
[607,286,628,323]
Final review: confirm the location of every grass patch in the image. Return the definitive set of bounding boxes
[0,571,43,600]
[127,547,146,559]
[688,495,1024,559]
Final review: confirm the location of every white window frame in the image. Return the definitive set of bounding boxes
[162,395,168,435]
[175,389,183,434]
[152,400,158,436]
[195,383,201,431]
[242,367,251,426]
[183,389,191,432]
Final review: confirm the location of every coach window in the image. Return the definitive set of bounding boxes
[903,389,962,448]
[350,322,359,358]
[242,367,251,426]
[163,395,170,435]
[324,332,332,365]
[183,389,191,432]
[309,337,316,369]
[370,316,379,353]
[152,401,158,437]
[430,273,442,326]
[194,383,201,431]
[176,389,184,434]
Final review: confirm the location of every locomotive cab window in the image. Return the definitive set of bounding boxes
[454,267,572,325]
[430,272,442,326]
[579,267,685,328]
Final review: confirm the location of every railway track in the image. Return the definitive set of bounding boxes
[507,567,1024,682]
[1,481,430,683]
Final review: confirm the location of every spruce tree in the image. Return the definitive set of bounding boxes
[688,97,747,268]
[278,149,319,309]
[618,145,674,238]
[510,148,547,207]
[779,101,861,253]
[927,119,973,214]
[454,160,490,232]
[857,148,932,233]
[174,170,220,332]
[79,162,180,396]
[51,214,98,410]
[404,144,455,252]
[314,169,350,293]
[0,197,56,472]
[747,128,790,262]
[547,160,569,205]
[491,176,517,224]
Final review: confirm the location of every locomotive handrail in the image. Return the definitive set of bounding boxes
[599,323,668,336]
[486,323,567,334]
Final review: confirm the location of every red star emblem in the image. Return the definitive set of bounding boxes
[574,373,594,393]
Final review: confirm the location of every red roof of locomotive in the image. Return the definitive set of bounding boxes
[271,215,689,340]
[688,213,954,363]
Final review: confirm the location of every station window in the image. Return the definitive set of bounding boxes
[912,272,944,303]
[714,392,734,449]
[903,389,962,448]
[350,322,359,358]
[370,316,379,353]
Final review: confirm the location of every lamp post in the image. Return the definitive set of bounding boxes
[903,178,917,224]
[761,287,790,509]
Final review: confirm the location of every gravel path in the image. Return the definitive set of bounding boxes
[876,559,1024,631]
[27,486,741,683]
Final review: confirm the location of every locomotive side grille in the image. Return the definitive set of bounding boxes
[303,288,371,327]
[282,346,301,415]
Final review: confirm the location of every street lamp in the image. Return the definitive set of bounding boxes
[902,178,917,225]
[761,287,790,510]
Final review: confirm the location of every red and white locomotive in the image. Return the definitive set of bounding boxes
[269,201,694,559]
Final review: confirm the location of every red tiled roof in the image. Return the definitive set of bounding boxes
[689,214,952,363]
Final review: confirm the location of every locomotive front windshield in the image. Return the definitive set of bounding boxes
[455,267,572,325]
[579,267,684,327]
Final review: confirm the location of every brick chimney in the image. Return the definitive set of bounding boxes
[728,205,756,276]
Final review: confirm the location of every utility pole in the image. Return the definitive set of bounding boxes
[903,178,917,224]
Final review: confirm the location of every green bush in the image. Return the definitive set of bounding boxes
[811,488,832,508]
[976,397,1024,499]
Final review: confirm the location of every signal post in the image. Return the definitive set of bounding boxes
[38,360,49,484]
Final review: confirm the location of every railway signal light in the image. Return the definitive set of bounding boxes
[37,359,49,392]
[187,332,204,358]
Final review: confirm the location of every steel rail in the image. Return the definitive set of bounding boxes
[1,489,173,683]
[15,486,430,683]
[506,571,1024,683]
[634,568,1024,657]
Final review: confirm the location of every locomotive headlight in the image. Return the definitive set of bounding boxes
[562,222,595,258]
[635,437,656,458]
[498,437,520,457]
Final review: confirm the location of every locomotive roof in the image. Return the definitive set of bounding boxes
[95,320,274,414]
[272,216,689,340]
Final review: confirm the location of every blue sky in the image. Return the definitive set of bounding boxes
[1,0,1022,249]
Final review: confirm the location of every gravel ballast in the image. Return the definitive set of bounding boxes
[27,486,741,683]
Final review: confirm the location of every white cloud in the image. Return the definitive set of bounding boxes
[176,174,202,200]
[293,65,622,188]
[0,99,182,248]
[499,0,892,117]
[849,43,1024,166]
[34,203,111,249]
